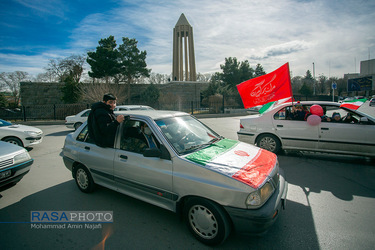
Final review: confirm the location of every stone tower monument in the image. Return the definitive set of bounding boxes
[172,13,197,81]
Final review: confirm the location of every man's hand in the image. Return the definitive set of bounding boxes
[117,115,125,123]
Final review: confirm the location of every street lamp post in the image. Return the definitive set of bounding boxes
[313,62,316,95]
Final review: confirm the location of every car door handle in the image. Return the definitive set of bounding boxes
[277,125,283,128]
[120,155,128,160]
[84,146,90,150]
[321,128,329,130]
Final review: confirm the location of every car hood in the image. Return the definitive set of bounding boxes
[0,141,26,156]
[185,139,277,189]
[1,124,42,133]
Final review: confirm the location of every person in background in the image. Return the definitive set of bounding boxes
[331,112,342,123]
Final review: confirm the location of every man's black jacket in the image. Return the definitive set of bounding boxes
[87,102,119,147]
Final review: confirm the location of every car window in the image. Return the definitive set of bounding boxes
[155,115,220,155]
[120,119,159,154]
[76,125,94,143]
[81,110,90,117]
[0,119,12,127]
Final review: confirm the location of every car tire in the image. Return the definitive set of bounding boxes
[3,137,23,147]
[183,197,231,246]
[74,122,82,131]
[74,165,95,193]
[256,134,281,154]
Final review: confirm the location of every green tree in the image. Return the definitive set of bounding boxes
[254,63,266,77]
[300,82,312,99]
[61,75,80,104]
[219,57,254,91]
[317,75,328,95]
[87,36,120,83]
[0,93,7,107]
[140,84,159,107]
[117,37,150,101]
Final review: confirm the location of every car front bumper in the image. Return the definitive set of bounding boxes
[65,123,74,129]
[224,168,288,235]
[0,159,33,188]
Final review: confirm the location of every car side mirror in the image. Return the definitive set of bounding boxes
[360,117,369,124]
[142,144,171,160]
[143,148,161,158]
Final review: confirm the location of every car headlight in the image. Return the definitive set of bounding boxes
[13,151,31,165]
[246,182,275,208]
[26,131,38,137]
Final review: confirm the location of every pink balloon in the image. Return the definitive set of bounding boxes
[307,114,321,126]
[310,105,324,116]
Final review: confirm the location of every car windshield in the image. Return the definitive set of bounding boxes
[0,119,12,127]
[155,115,221,155]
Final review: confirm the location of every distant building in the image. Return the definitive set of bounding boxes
[172,13,197,82]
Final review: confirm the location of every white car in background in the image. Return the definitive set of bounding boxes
[237,101,375,157]
[65,106,154,130]
[0,119,43,147]
[65,109,90,130]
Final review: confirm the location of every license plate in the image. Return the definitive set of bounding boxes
[0,170,11,180]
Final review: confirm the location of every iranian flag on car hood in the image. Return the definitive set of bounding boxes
[185,139,277,189]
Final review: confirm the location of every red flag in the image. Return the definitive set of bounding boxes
[236,63,293,109]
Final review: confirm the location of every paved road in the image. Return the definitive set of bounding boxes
[1,105,375,249]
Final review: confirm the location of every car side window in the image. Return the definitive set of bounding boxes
[81,110,90,117]
[76,125,94,143]
[273,108,287,120]
[120,119,160,154]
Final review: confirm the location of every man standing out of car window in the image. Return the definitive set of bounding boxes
[88,93,126,147]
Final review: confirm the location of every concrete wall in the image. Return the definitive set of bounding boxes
[20,81,208,106]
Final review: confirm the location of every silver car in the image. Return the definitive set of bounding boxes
[0,141,33,190]
[62,110,287,245]
[238,101,375,157]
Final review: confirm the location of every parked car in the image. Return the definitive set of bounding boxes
[238,101,375,157]
[0,119,43,147]
[0,141,33,190]
[369,98,375,107]
[65,106,154,130]
[65,109,90,130]
[62,110,287,245]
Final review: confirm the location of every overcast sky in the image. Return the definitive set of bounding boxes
[0,0,374,79]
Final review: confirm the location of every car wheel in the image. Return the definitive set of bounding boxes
[74,165,95,193]
[3,137,23,147]
[256,134,281,153]
[183,197,231,246]
[74,122,82,131]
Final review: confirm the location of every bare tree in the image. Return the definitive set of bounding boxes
[45,54,86,82]
[0,71,29,106]
[78,83,127,104]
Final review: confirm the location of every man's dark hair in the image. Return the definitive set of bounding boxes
[103,93,117,102]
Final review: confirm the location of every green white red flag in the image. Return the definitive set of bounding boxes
[236,63,293,109]
[185,139,277,189]
[259,97,293,114]
[340,98,367,110]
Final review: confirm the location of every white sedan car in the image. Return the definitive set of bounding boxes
[65,106,154,130]
[238,101,375,157]
[0,119,43,147]
[65,109,90,130]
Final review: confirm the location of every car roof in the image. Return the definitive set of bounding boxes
[114,110,189,120]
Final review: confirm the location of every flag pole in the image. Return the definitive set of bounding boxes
[287,62,294,106]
